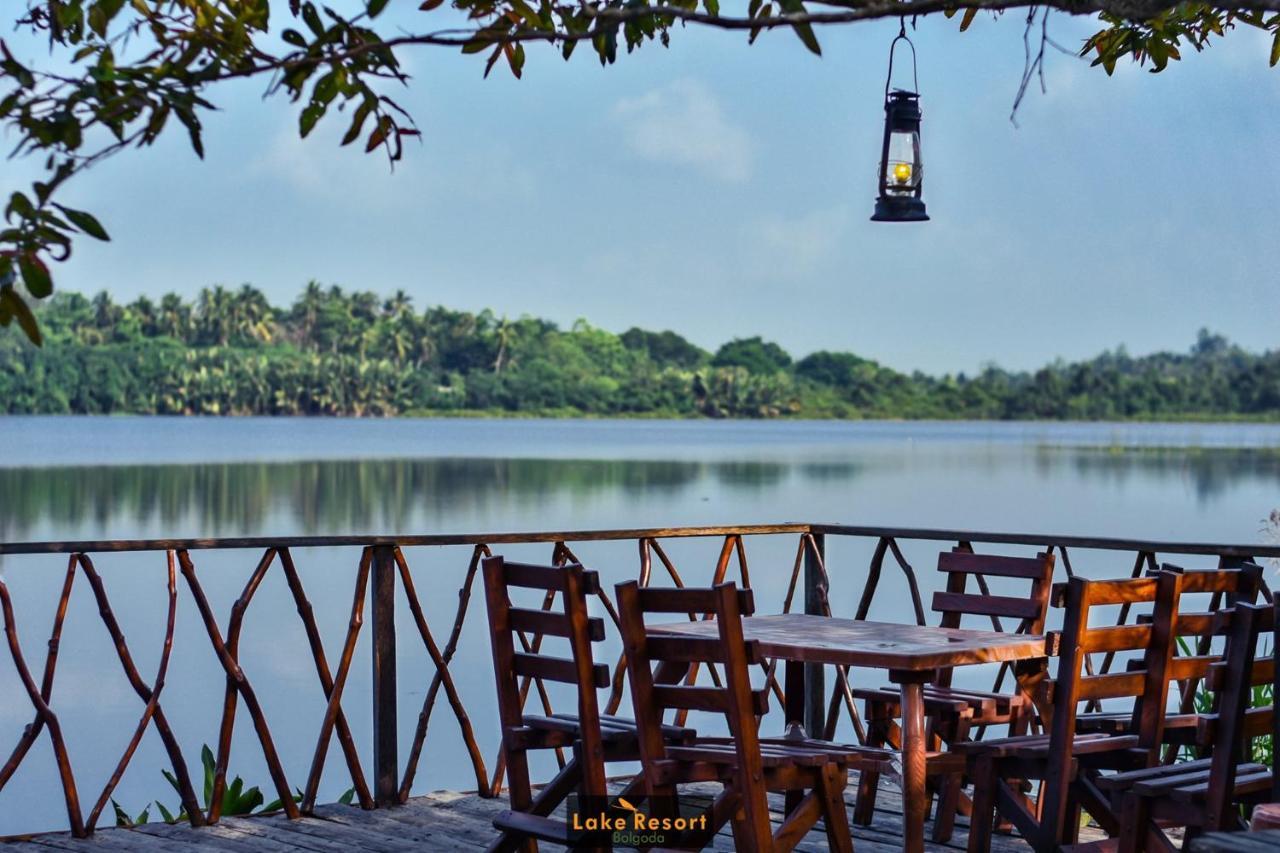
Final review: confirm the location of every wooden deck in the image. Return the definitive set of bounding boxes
[2,774,1104,852]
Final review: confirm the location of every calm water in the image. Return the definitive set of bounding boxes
[1,417,1279,834]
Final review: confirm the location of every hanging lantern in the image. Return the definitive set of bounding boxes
[871,24,929,223]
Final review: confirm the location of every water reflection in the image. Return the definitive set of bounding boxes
[1,446,1278,543]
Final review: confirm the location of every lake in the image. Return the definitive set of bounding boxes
[1,417,1279,834]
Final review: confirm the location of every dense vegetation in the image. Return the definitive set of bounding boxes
[1,284,1278,420]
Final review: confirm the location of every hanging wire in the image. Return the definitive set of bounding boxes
[884,17,920,97]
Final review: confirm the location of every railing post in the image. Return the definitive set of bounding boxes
[803,532,827,738]
[371,545,398,806]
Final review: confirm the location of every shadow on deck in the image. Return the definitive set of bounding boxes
[2,773,1104,852]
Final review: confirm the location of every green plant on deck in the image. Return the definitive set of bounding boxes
[112,744,354,827]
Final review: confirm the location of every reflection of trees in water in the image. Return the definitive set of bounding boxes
[2,446,1275,543]
[1034,447,1280,503]
[0,457,799,540]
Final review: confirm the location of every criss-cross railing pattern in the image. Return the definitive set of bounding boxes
[1,523,1276,838]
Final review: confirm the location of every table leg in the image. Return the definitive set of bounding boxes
[784,659,806,816]
[897,675,928,853]
[785,658,806,732]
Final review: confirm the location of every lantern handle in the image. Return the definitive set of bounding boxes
[884,20,919,98]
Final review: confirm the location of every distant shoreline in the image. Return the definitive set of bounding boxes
[5,288,1278,421]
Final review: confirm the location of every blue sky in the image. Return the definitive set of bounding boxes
[12,9,1280,373]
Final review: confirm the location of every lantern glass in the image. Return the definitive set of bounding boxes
[884,129,921,195]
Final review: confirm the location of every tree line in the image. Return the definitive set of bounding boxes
[1,283,1277,420]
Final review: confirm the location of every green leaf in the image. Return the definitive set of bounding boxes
[419,0,446,8]
[54,205,110,241]
[111,799,133,828]
[1,287,42,345]
[7,193,34,220]
[18,254,52,298]
[790,20,821,55]
[365,116,392,152]
[201,745,216,807]
[299,103,325,137]
[155,801,177,824]
[282,29,308,48]
[368,0,391,17]
[341,99,375,145]
[1271,29,1280,66]
[338,787,355,805]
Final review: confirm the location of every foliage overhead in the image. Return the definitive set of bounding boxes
[1,0,1277,345]
[4,284,1280,420]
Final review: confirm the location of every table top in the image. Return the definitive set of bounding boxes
[649,613,1047,672]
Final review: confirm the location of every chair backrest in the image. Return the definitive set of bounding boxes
[1198,599,1277,829]
[482,556,612,797]
[932,549,1055,688]
[933,549,1056,632]
[1039,570,1184,844]
[616,581,771,833]
[1143,565,1264,723]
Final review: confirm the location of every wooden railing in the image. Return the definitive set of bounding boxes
[1,523,1277,838]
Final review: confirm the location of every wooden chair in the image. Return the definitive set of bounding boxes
[482,556,692,852]
[853,549,1056,841]
[1074,563,1263,758]
[961,570,1185,853]
[1096,597,1276,852]
[617,580,895,852]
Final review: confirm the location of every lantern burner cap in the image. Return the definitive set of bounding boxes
[871,196,930,222]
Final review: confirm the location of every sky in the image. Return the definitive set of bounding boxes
[8,7,1280,374]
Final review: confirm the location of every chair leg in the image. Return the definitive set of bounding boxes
[1060,793,1082,846]
[1118,792,1148,853]
[933,711,972,843]
[967,754,997,853]
[818,763,855,853]
[854,700,888,825]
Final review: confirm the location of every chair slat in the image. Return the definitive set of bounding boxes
[501,561,600,594]
[636,586,754,616]
[931,591,1042,621]
[645,636,764,666]
[1206,656,1277,691]
[937,551,1051,580]
[1077,671,1145,702]
[1084,577,1159,606]
[1079,624,1152,653]
[508,607,604,641]
[1168,567,1258,595]
[512,652,609,688]
[651,684,768,715]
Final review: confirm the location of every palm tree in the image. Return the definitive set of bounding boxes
[291,281,326,347]
[157,293,191,340]
[233,284,274,344]
[196,285,235,346]
[383,289,413,318]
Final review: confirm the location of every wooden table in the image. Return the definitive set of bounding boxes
[651,613,1047,853]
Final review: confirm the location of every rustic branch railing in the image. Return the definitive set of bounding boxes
[1,523,1277,839]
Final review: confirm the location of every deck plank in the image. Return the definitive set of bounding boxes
[3,772,1050,852]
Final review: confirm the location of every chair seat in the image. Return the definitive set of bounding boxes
[666,737,892,770]
[1100,760,1271,801]
[956,732,1137,759]
[492,809,572,845]
[526,713,694,743]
